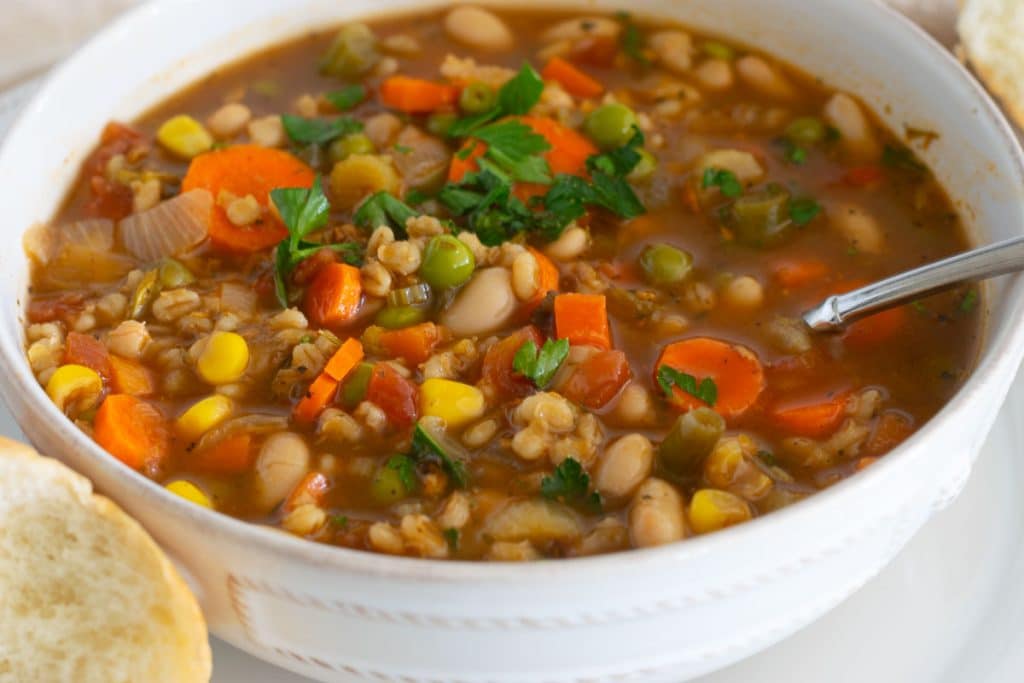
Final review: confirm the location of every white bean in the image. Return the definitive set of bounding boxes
[693,59,734,91]
[696,149,764,185]
[545,225,590,262]
[511,251,540,301]
[735,55,795,100]
[596,434,654,500]
[613,382,656,426]
[650,30,695,73]
[254,432,310,509]
[444,6,514,52]
[720,275,764,311]
[440,267,518,336]
[207,103,251,138]
[629,478,686,548]
[542,17,620,42]
[823,93,881,162]
[830,203,885,254]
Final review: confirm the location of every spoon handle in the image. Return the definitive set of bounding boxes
[802,235,1024,331]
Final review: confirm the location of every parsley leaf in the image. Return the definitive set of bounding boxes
[513,338,570,389]
[384,455,417,492]
[353,191,419,238]
[702,168,743,198]
[656,365,718,406]
[443,528,460,551]
[541,458,602,511]
[617,11,650,65]
[960,288,978,313]
[325,84,367,111]
[330,514,349,528]
[473,119,553,183]
[437,170,533,245]
[448,63,544,137]
[789,197,821,226]
[882,144,927,172]
[281,114,362,145]
[270,177,361,307]
[412,420,469,489]
[780,139,807,165]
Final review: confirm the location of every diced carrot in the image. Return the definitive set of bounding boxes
[855,456,879,471]
[323,338,365,382]
[304,262,363,329]
[283,471,331,512]
[554,293,611,350]
[181,144,315,253]
[108,354,155,396]
[557,349,631,409]
[542,57,604,99]
[521,247,560,316]
[769,392,848,438]
[570,35,619,67]
[380,76,458,113]
[843,165,884,187]
[832,280,909,348]
[864,410,915,455]
[191,433,254,475]
[365,363,419,429]
[378,322,441,365]
[94,394,169,470]
[481,325,545,399]
[293,374,340,425]
[773,259,829,290]
[64,332,112,379]
[654,337,765,418]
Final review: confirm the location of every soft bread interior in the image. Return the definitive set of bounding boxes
[959,0,1024,129]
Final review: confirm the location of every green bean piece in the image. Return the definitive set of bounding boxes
[388,283,433,308]
[583,103,638,150]
[328,133,375,164]
[129,269,161,320]
[458,82,497,115]
[320,23,380,79]
[375,305,428,329]
[157,258,195,288]
[370,455,416,504]
[639,244,692,285]
[659,407,725,475]
[340,362,374,409]
[628,148,658,183]
[427,112,458,138]
[420,234,476,289]
[701,40,736,61]
[728,185,793,247]
[785,116,826,145]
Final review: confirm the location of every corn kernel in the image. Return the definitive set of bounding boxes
[156,114,214,159]
[45,364,103,414]
[165,480,213,508]
[176,395,234,441]
[688,488,752,534]
[196,331,249,385]
[419,378,485,428]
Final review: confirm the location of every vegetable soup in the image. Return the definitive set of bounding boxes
[23,6,980,560]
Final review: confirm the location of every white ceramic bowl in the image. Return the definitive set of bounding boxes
[1,1,1023,681]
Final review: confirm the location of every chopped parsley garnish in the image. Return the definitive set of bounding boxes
[541,457,602,511]
[824,125,841,142]
[280,114,362,145]
[911,300,929,315]
[392,144,413,155]
[412,420,469,488]
[656,365,718,406]
[960,288,978,313]
[881,144,927,173]
[513,338,570,388]
[325,84,366,111]
[757,450,776,467]
[788,197,822,226]
[270,177,361,307]
[448,63,545,137]
[702,167,743,198]
[384,455,417,492]
[330,514,349,528]
[780,139,807,165]
[616,11,650,65]
[472,119,552,183]
[353,191,419,238]
[443,528,460,551]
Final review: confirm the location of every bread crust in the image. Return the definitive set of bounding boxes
[0,437,211,683]
[959,0,1024,129]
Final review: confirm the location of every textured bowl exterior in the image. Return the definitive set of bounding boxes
[1,1,1023,681]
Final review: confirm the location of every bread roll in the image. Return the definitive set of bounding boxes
[959,0,1024,128]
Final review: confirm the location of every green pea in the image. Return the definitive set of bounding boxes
[640,244,692,285]
[340,362,374,409]
[659,407,725,475]
[157,258,195,288]
[583,103,638,150]
[628,148,658,183]
[701,40,736,61]
[320,23,380,79]
[427,112,458,138]
[328,133,375,164]
[785,117,826,145]
[370,455,416,504]
[420,234,476,289]
[459,82,496,115]
[375,305,428,329]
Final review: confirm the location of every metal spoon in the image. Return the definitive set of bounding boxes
[802,235,1024,331]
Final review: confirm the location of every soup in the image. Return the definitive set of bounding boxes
[23,6,979,560]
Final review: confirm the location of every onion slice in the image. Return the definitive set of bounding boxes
[24,218,115,265]
[120,189,212,261]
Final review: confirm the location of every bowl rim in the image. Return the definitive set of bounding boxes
[3,0,1024,583]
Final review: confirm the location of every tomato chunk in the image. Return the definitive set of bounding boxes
[365,363,419,429]
[558,349,632,410]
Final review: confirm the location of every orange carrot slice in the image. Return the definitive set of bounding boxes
[380,76,458,113]
[191,433,254,475]
[304,263,363,329]
[773,259,829,290]
[94,394,169,469]
[521,247,560,316]
[834,281,908,348]
[554,293,611,349]
[181,144,315,253]
[769,392,848,438]
[108,354,155,396]
[293,374,340,425]
[64,332,112,379]
[864,410,915,455]
[378,322,442,365]
[541,57,604,98]
[323,338,365,382]
[654,337,765,418]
